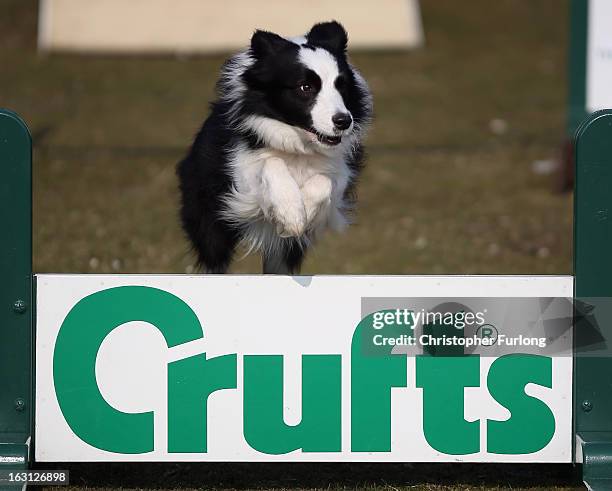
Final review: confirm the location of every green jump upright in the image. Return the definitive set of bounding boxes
[0,110,33,470]
[574,109,612,489]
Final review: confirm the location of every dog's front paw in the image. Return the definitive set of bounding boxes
[270,202,307,238]
[303,174,333,224]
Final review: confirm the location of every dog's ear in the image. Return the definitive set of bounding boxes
[306,21,348,54]
[250,30,292,58]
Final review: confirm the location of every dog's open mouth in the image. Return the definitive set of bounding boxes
[307,129,342,146]
[318,134,342,146]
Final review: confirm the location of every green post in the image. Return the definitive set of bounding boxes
[556,0,589,193]
[0,110,33,474]
[574,109,612,490]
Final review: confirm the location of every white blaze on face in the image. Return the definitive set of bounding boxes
[298,47,350,137]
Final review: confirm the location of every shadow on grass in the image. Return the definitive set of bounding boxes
[35,462,583,490]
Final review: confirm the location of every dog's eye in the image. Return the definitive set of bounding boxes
[299,84,313,93]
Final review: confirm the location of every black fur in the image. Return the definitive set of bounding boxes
[177,103,241,273]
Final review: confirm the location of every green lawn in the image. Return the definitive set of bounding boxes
[2,0,582,489]
[38,461,582,491]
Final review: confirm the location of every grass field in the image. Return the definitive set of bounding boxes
[2,0,582,489]
[37,462,582,491]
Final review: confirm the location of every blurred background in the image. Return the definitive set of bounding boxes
[1,0,580,275]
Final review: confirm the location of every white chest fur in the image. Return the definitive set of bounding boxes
[222,143,352,253]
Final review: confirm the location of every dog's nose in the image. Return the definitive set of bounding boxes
[332,112,352,131]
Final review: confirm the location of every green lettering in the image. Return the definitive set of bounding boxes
[168,353,237,453]
[243,355,341,454]
[53,286,203,453]
[416,356,480,455]
[487,354,555,454]
[351,315,407,452]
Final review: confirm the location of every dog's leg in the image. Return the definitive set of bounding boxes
[263,241,305,275]
[262,252,291,274]
[302,174,333,225]
[261,157,306,238]
[192,217,238,274]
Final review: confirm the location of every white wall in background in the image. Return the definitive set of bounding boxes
[587,0,612,111]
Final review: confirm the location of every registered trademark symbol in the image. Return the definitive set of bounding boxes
[476,324,498,345]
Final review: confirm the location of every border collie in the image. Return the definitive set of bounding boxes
[177,21,372,274]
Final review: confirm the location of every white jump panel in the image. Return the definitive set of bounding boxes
[38,0,424,53]
[35,275,573,462]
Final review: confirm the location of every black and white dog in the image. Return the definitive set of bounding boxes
[177,21,372,274]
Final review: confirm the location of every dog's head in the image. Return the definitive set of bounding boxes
[233,21,372,154]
